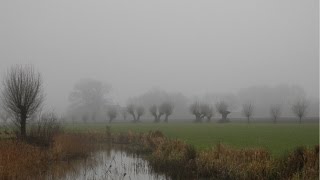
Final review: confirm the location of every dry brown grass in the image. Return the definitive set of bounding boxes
[0,133,100,179]
[51,133,98,160]
[196,144,273,179]
[0,140,48,179]
[0,130,318,180]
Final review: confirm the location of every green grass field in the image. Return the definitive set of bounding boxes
[64,122,319,156]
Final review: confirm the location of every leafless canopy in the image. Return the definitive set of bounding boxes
[292,98,308,123]
[1,65,44,138]
[270,104,281,123]
[242,102,254,123]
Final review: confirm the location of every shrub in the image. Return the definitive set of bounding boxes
[28,111,62,146]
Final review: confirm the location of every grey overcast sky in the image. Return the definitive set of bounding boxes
[0,0,318,112]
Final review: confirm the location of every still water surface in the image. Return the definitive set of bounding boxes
[46,148,169,180]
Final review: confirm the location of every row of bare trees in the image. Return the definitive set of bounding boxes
[188,100,309,123]
[105,102,174,123]
[0,65,312,140]
[269,98,308,124]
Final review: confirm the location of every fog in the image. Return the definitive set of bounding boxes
[0,0,318,118]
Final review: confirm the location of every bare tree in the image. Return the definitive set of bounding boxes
[270,104,281,123]
[201,104,214,122]
[107,106,118,123]
[126,104,136,122]
[149,105,162,123]
[1,65,44,138]
[69,79,111,122]
[189,102,213,122]
[136,106,145,122]
[292,98,308,124]
[190,102,203,122]
[215,101,230,123]
[242,102,254,123]
[160,102,174,123]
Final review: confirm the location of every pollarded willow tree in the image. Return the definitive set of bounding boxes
[126,104,145,123]
[1,65,44,138]
[149,104,163,123]
[190,102,214,123]
[126,104,136,122]
[159,102,174,123]
[215,101,230,123]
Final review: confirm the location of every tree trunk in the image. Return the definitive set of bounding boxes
[247,117,250,124]
[20,114,27,138]
[222,114,227,122]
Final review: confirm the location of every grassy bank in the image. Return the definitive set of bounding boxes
[64,122,319,156]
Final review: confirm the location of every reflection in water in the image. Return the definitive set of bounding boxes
[45,147,169,180]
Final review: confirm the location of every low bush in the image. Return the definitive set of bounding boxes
[28,111,62,146]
